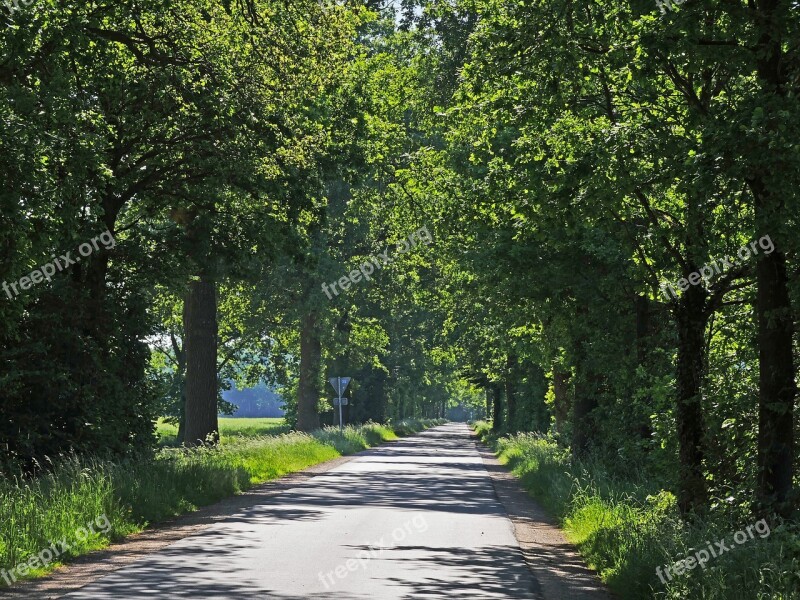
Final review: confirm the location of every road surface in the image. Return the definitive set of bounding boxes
[60,423,593,599]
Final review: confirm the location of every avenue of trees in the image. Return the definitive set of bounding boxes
[2,0,799,526]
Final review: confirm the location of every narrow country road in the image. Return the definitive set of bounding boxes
[60,424,601,599]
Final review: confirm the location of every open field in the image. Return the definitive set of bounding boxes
[156,418,290,446]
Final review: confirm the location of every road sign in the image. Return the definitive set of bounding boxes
[329,377,351,397]
[329,376,352,432]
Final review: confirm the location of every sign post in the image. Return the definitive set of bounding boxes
[329,377,352,432]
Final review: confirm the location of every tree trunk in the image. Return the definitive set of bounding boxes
[674,283,709,514]
[183,275,219,446]
[635,295,654,444]
[297,312,321,432]
[81,198,123,342]
[528,364,549,432]
[505,355,518,433]
[491,383,503,432]
[754,245,795,516]
[572,313,600,460]
[751,175,796,516]
[571,371,598,460]
[747,1,796,518]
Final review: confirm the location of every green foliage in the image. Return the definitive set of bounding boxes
[476,425,800,599]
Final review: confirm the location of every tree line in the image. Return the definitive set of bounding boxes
[2,0,799,524]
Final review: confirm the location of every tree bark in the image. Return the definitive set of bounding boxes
[297,312,321,432]
[747,0,796,518]
[491,383,503,432]
[754,245,795,516]
[750,175,796,516]
[505,355,518,433]
[674,283,709,514]
[183,275,219,446]
[572,308,599,460]
[635,295,654,444]
[528,364,549,432]
[571,371,598,460]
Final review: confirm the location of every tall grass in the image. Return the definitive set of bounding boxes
[473,422,800,600]
[0,418,443,584]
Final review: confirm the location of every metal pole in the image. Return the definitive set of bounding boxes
[338,377,344,432]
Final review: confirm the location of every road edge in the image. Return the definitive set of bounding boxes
[470,428,613,600]
[0,432,420,599]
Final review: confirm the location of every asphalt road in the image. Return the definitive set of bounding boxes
[64,423,546,599]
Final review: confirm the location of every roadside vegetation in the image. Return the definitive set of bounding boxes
[474,422,799,600]
[0,418,444,585]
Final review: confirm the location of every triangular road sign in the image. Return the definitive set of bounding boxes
[329,377,352,397]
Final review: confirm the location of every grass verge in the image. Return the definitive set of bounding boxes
[472,421,800,600]
[0,418,445,586]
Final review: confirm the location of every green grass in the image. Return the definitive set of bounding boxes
[156,417,289,446]
[472,421,800,600]
[0,417,445,585]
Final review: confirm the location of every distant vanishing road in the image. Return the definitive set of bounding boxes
[59,424,605,599]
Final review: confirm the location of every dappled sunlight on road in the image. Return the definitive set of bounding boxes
[64,425,540,599]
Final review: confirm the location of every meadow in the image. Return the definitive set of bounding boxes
[156,417,290,445]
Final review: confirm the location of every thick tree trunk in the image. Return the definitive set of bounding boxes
[572,318,600,459]
[183,276,219,446]
[505,355,518,433]
[674,283,709,514]
[635,295,654,444]
[491,383,503,432]
[748,1,796,517]
[81,198,122,342]
[297,312,321,432]
[504,379,516,432]
[528,364,549,432]
[571,371,598,460]
[751,176,796,515]
[485,387,492,421]
[362,364,388,423]
[571,302,600,459]
[754,247,795,515]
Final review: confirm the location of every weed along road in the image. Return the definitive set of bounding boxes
[60,424,604,599]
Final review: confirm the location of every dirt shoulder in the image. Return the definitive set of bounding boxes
[472,431,612,600]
